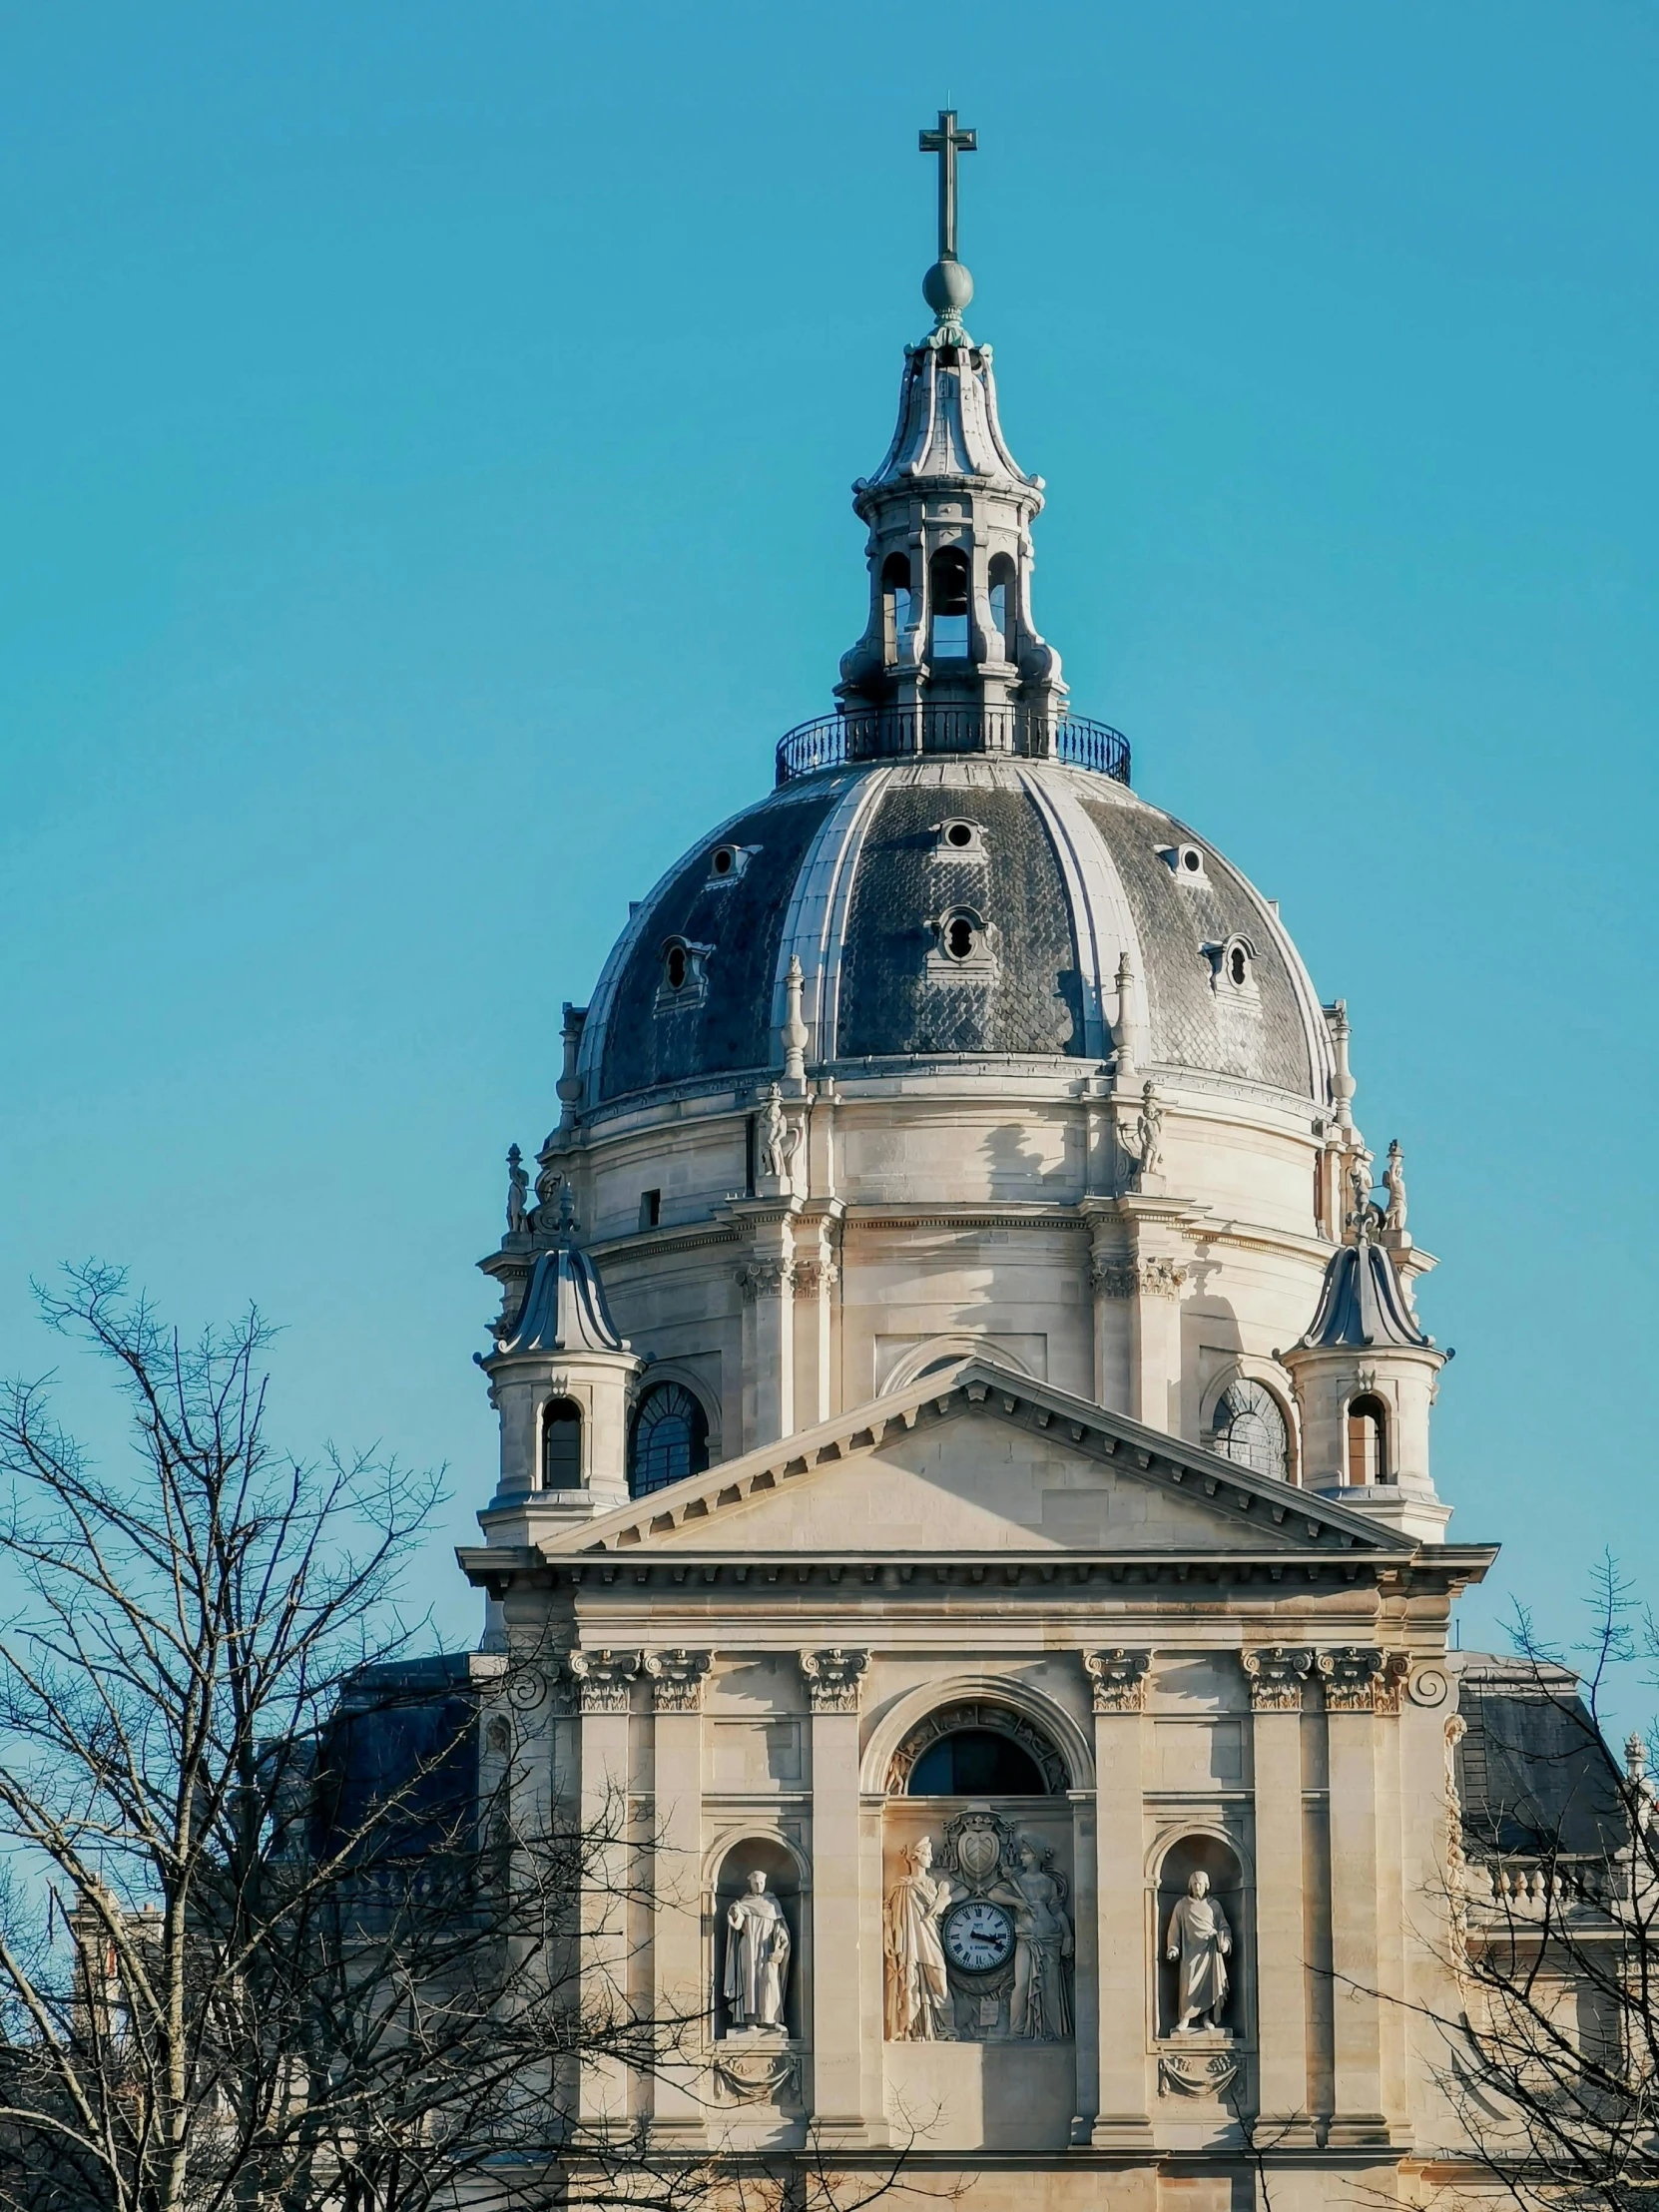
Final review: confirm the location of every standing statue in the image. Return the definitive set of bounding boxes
[1132,1081,1165,1185]
[1165,1870,1232,2033]
[988,1838,1074,2039]
[758,1085,789,1182]
[1382,1139,1407,1233]
[505,1145,529,1236]
[883,1837,957,2041]
[1348,1157,1378,1238]
[723,1870,792,2031]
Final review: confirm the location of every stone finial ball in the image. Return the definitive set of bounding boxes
[922,258,974,316]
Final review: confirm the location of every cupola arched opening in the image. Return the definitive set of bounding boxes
[540,1397,582,1490]
[887,1700,1068,1798]
[629,1381,711,1499]
[928,546,971,660]
[987,551,1017,662]
[1347,1392,1388,1485]
[880,552,912,664]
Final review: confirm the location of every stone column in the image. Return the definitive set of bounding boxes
[1087,1250,1134,1414]
[794,1252,839,1430]
[1084,1648,1154,2147]
[739,1257,796,1447]
[1319,1646,1408,2147]
[642,1648,714,2145]
[800,1648,873,2144]
[568,1648,640,2130]
[1242,1646,1316,2141]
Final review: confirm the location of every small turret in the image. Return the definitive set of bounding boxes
[475,1178,642,1541]
[1282,1211,1450,1542]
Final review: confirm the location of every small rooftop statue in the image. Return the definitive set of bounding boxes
[505,1145,529,1237]
[1382,1139,1407,1235]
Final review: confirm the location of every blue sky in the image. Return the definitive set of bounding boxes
[2,1,1655,1672]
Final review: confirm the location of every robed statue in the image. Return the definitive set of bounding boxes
[988,1838,1074,2039]
[723,1870,791,2031]
[1165,1869,1232,2033]
[883,1837,956,2041]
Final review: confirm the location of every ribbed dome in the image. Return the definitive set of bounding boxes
[576,757,1332,1113]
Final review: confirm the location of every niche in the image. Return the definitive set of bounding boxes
[1154,1832,1248,2041]
[712,1836,804,2042]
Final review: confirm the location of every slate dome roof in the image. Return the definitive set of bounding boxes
[575,756,1333,1113]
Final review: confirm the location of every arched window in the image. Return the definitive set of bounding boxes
[1212,1380,1290,1481]
[880,552,912,663]
[629,1382,711,1499]
[540,1397,582,1490]
[987,552,1017,661]
[907,1729,1047,1797]
[929,547,970,660]
[1347,1393,1388,1485]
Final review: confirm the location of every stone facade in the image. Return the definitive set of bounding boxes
[454,126,1504,2208]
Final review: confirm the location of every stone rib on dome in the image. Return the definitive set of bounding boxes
[575,758,1333,1112]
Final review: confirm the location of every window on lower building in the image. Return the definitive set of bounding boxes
[1211,1379,1290,1481]
[629,1382,711,1498]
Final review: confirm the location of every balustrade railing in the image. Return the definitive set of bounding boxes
[774,705,1131,787]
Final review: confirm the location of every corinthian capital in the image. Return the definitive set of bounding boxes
[1317,1646,1410,1714]
[641,1648,714,1713]
[798,1647,869,1714]
[566,1647,641,1714]
[1241,1646,1314,1713]
[1083,1647,1153,1713]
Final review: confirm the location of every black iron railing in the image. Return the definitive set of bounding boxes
[774,705,1131,787]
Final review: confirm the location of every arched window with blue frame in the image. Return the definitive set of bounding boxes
[629,1382,712,1499]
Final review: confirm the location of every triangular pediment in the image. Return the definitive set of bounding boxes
[537,1358,1415,1562]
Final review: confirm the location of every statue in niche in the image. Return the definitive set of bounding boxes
[883,1837,957,2040]
[1166,1870,1232,2034]
[505,1145,529,1236]
[1382,1138,1407,1233]
[723,1870,792,2033]
[988,1837,1074,2039]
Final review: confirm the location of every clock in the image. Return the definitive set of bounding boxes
[943,1898,1014,1974]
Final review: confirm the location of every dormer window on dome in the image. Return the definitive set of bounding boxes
[1206,933,1260,1005]
[927,904,996,978]
[1161,842,1210,885]
[656,936,712,1012]
[708,843,756,884]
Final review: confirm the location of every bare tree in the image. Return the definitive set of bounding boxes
[1412,1564,1659,2212]
[0,1267,918,2212]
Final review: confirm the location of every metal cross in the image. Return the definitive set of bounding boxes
[918,108,977,263]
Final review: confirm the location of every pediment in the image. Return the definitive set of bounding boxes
[541,1358,1415,1562]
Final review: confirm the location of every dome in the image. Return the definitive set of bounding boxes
[576,756,1332,1114]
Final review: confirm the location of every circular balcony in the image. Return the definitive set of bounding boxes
[774,705,1131,787]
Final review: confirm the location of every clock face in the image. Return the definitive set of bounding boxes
[943,1899,1014,1974]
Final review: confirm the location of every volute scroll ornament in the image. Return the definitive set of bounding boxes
[1084,1648,1153,1715]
